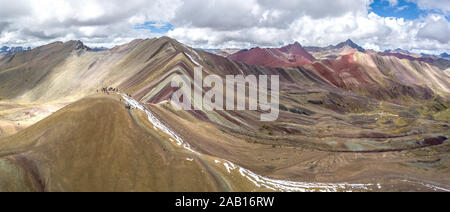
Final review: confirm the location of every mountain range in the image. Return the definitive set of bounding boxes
[441,53,450,59]
[226,39,450,72]
[0,46,31,55]
[0,37,449,191]
[303,39,365,60]
[228,42,316,67]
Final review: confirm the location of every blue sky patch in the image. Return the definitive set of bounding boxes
[134,22,174,34]
[369,0,425,20]
[370,0,450,20]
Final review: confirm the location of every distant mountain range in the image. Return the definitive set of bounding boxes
[228,42,316,67]
[91,47,109,52]
[223,39,368,67]
[0,45,110,55]
[303,39,365,60]
[224,39,449,70]
[381,49,450,70]
[0,46,31,55]
[383,49,450,60]
[441,53,450,59]
[384,48,412,55]
[201,48,241,57]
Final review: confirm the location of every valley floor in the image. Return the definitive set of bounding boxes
[0,101,65,138]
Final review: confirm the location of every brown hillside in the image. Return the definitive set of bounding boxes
[0,96,228,191]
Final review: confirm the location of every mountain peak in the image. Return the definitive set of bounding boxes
[283,41,302,48]
[157,36,184,46]
[345,39,355,44]
[65,40,90,51]
[281,41,305,51]
[337,39,365,52]
[293,41,302,47]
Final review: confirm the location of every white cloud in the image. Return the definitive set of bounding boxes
[396,5,409,11]
[408,0,450,15]
[0,0,448,54]
[363,43,381,51]
[0,0,182,47]
[417,15,450,44]
[386,0,399,7]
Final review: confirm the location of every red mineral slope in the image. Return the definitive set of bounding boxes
[228,42,316,68]
[306,51,450,101]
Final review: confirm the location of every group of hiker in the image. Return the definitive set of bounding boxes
[97,87,135,110]
[97,87,133,97]
[98,87,119,94]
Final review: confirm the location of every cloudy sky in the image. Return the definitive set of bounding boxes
[0,0,449,54]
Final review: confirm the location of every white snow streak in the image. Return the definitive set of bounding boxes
[122,94,197,154]
[185,52,201,67]
[403,180,450,192]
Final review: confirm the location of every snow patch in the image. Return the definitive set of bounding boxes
[403,180,450,192]
[185,53,201,67]
[122,94,198,154]
[223,159,373,192]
